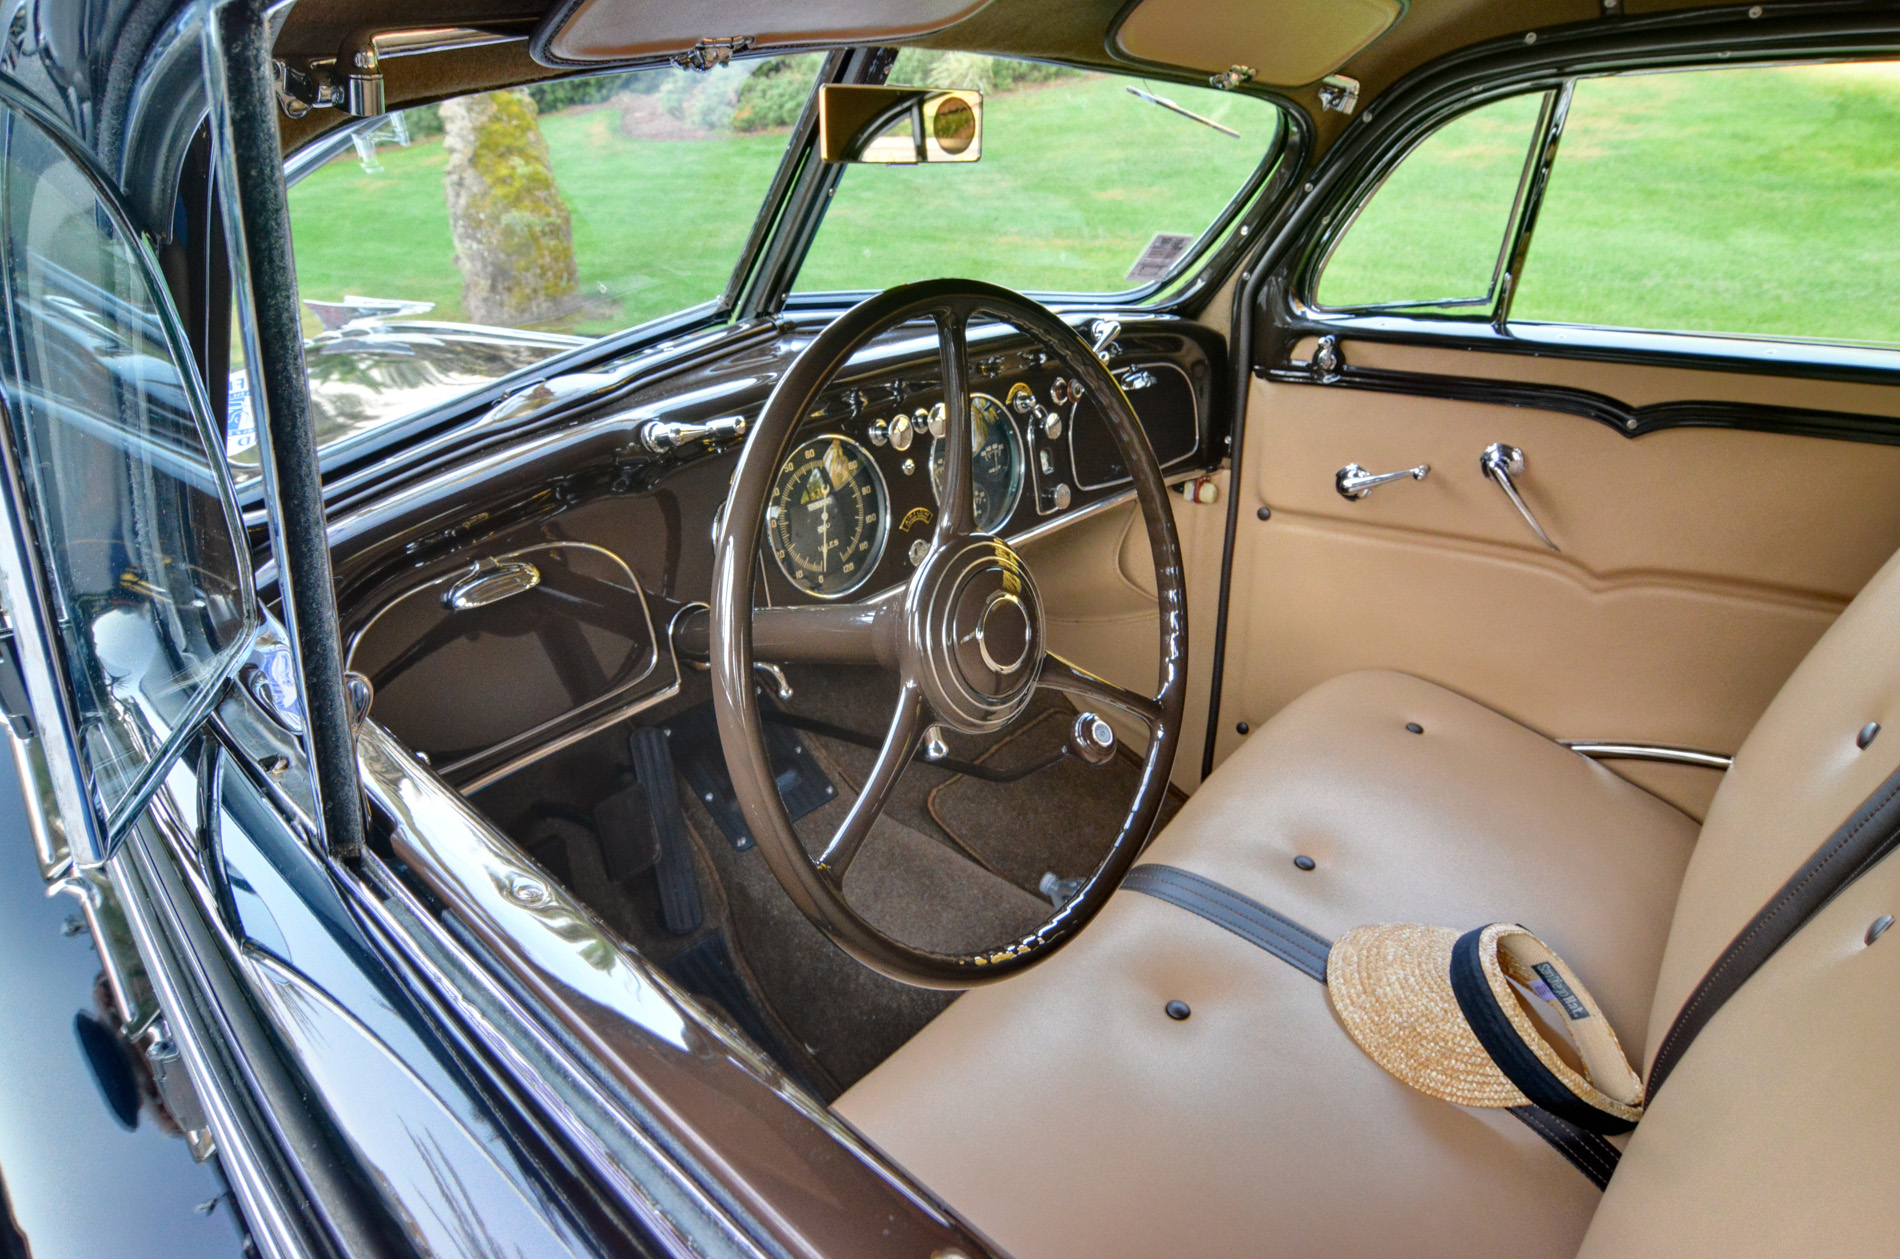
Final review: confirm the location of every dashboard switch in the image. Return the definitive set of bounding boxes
[888,412,914,451]
[867,417,889,446]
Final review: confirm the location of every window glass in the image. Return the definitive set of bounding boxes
[1512,63,1900,345]
[796,53,1280,296]
[272,57,817,469]
[0,108,248,816]
[1315,92,1544,310]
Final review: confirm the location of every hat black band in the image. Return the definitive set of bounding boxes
[1448,927,1637,1137]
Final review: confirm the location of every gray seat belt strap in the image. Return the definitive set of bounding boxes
[1122,862,1621,1190]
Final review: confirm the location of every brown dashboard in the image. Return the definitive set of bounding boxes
[330,315,1224,791]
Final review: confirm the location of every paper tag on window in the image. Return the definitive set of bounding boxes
[1125,232,1195,283]
[226,372,257,458]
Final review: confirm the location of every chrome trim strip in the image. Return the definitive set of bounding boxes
[356,719,986,1256]
[111,832,319,1259]
[1006,470,1201,549]
[347,540,666,787]
[1562,741,1733,771]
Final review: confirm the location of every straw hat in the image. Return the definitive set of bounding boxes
[1327,922,1643,1135]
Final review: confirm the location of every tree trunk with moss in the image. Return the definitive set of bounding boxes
[440,89,578,326]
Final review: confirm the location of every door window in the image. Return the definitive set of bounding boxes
[0,101,251,825]
[1510,63,1900,346]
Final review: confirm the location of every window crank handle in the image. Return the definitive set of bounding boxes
[1335,461,1429,500]
[1480,443,1560,552]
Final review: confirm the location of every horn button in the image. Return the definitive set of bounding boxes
[905,537,1045,734]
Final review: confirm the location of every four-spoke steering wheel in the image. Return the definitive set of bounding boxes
[709,279,1186,987]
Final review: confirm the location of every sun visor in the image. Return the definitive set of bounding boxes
[1111,0,1401,86]
[532,0,993,67]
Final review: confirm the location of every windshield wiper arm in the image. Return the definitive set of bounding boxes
[1125,86,1239,138]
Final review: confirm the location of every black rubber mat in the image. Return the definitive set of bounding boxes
[663,700,835,851]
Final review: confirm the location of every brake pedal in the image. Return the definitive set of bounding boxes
[629,727,703,936]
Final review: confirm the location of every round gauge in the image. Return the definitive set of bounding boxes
[766,435,889,598]
[929,393,1025,534]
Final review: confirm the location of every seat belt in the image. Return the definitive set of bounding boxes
[1646,761,1900,1102]
[1122,863,1622,1190]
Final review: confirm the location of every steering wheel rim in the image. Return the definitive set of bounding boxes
[710,279,1187,988]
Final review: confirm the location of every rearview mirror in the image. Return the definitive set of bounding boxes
[818,84,982,164]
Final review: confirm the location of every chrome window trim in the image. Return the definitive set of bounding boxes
[0,76,259,865]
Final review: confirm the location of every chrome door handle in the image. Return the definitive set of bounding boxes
[1480,443,1559,551]
[1335,461,1429,500]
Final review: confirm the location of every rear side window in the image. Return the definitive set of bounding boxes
[1512,63,1900,346]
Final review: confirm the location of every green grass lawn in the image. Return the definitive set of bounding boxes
[291,60,1900,347]
[795,72,1279,294]
[1320,62,1900,346]
[287,72,1279,336]
[288,107,789,336]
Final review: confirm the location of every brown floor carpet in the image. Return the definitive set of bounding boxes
[927,709,1186,897]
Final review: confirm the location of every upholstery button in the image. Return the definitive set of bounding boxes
[1294,855,1317,871]
[1164,1000,1192,1020]
[1405,722,1424,735]
[1867,915,1894,946]
[1858,722,1881,750]
[1236,722,1250,735]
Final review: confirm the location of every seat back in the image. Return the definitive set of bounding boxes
[1578,547,1900,1256]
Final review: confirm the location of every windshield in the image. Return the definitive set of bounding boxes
[258,56,819,474]
[796,53,1282,297]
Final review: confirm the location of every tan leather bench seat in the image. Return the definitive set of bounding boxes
[836,669,1699,1259]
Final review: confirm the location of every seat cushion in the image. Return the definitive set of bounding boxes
[835,670,1700,1259]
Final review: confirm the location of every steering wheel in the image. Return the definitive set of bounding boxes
[709,279,1187,988]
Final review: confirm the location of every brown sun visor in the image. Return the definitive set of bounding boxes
[1111,0,1400,86]
[531,0,993,67]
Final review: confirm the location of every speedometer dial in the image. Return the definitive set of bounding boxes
[767,435,888,598]
[929,393,1024,534]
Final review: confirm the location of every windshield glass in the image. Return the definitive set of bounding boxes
[796,53,1281,297]
[258,56,818,474]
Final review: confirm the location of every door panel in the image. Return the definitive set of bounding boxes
[1217,376,1900,818]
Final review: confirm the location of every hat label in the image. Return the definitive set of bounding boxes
[1532,961,1591,1021]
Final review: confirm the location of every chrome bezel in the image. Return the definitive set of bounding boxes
[928,391,1025,533]
[765,432,890,600]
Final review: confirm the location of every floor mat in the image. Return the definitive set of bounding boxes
[927,709,1187,899]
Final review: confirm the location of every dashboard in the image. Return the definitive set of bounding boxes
[762,332,1206,605]
[330,316,1223,790]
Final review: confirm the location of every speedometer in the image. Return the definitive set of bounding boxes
[929,393,1024,534]
[766,435,888,598]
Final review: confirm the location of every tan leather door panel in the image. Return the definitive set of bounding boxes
[1216,360,1900,817]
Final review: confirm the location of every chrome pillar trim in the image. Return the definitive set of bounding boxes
[111,825,358,1259]
[1561,741,1734,771]
[356,720,993,1257]
[7,727,69,878]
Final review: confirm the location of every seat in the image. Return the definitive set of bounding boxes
[835,549,1900,1258]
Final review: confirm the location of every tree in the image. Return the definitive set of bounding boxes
[439,89,578,326]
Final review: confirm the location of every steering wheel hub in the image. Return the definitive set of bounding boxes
[907,535,1044,733]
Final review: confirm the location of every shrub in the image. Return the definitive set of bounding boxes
[732,54,825,132]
